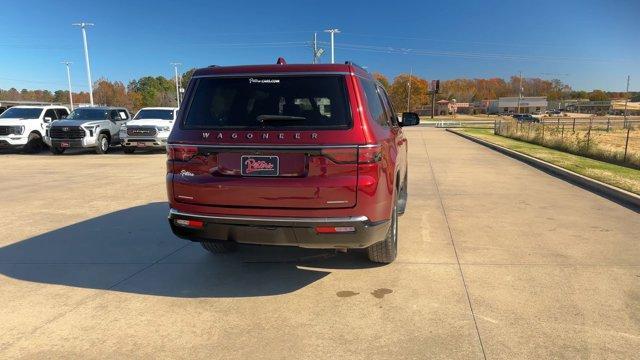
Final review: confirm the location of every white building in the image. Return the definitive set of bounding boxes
[497,97,547,114]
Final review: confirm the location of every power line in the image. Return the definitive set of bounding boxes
[331,42,629,63]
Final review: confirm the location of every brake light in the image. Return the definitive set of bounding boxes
[315,226,356,234]
[321,146,382,164]
[168,145,198,161]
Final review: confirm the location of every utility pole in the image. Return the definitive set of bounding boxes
[407,68,413,112]
[324,28,340,64]
[72,22,94,106]
[313,32,318,64]
[516,71,523,114]
[170,62,182,107]
[624,75,630,127]
[311,32,324,64]
[61,61,74,110]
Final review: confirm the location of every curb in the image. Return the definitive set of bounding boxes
[446,129,640,211]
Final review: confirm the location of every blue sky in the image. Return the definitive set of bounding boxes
[0,0,638,92]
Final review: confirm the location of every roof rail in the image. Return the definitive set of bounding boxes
[208,65,219,68]
[344,61,367,72]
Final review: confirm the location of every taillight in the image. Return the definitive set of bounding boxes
[357,145,382,163]
[167,145,198,161]
[321,145,382,164]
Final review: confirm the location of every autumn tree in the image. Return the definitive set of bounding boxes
[372,72,390,90]
[388,74,428,112]
[93,78,132,108]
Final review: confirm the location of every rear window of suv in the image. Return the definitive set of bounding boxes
[182,75,352,130]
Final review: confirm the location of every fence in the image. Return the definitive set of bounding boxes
[494,118,640,169]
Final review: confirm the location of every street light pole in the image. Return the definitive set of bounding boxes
[170,62,182,107]
[72,22,94,106]
[407,67,413,112]
[324,28,340,64]
[61,61,74,110]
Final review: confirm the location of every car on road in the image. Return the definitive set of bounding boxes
[166,61,420,263]
[120,107,178,153]
[46,106,130,154]
[0,105,69,153]
[513,114,540,123]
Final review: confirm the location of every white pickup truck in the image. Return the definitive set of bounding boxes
[0,105,70,153]
[120,107,178,153]
[46,106,130,154]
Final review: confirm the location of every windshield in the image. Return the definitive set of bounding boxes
[134,109,175,120]
[66,108,110,120]
[0,107,43,119]
[183,75,351,129]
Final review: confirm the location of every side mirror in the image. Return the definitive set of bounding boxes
[400,112,420,126]
[43,117,53,123]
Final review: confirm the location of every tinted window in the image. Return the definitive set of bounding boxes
[66,108,110,120]
[134,109,175,120]
[183,76,351,129]
[0,107,43,119]
[44,109,58,120]
[361,79,387,127]
[55,108,69,119]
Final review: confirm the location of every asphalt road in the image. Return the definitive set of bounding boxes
[0,128,638,359]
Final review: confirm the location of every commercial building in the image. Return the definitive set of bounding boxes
[497,97,547,114]
[562,100,640,115]
[416,100,470,116]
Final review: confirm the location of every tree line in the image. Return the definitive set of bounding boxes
[1,70,637,113]
[373,73,638,112]
[0,68,196,112]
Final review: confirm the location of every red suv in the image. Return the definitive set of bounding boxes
[166,61,419,263]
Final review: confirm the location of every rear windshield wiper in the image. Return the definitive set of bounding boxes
[257,115,306,123]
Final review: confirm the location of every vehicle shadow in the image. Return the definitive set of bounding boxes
[0,202,379,298]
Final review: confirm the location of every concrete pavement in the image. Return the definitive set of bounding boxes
[0,128,638,359]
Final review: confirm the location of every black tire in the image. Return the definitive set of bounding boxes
[96,134,109,154]
[50,146,65,155]
[367,201,398,263]
[200,241,237,254]
[24,132,44,154]
[123,146,136,154]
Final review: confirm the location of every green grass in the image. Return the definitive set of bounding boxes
[458,128,640,195]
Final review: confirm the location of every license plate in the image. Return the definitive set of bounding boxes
[60,142,70,148]
[241,155,279,176]
[137,142,147,147]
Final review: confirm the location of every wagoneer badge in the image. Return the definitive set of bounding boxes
[202,132,318,140]
[63,127,69,131]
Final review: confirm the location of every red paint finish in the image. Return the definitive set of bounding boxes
[167,62,408,223]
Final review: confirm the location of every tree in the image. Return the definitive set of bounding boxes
[93,78,131,108]
[181,68,197,89]
[372,72,390,89]
[388,74,428,111]
[128,76,175,108]
[587,90,609,101]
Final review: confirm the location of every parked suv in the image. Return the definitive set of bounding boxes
[513,114,540,123]
[166,61,419,263]
[46,106,130,154]
[120,107,178,153]
[0,105,69,152]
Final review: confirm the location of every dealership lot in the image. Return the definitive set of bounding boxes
[0,128,638,359]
